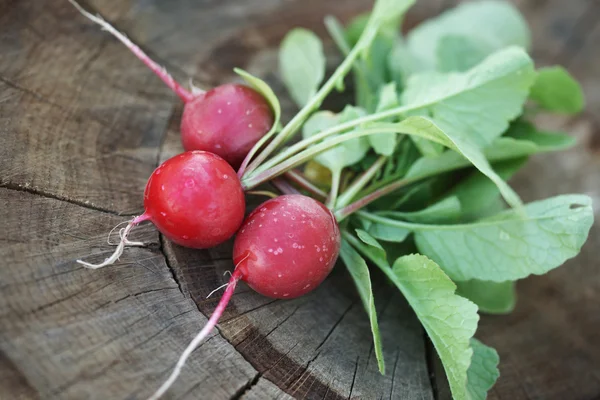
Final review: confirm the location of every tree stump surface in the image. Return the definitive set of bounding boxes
[0,1,598,399]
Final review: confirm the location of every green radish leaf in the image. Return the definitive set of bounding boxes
[368,0,414,34]
[448,158,526,221]
[404,131,572,184]
[379,196,462,224]
[412,195,594,281]
[345,13,371,47]
[344,229,391,268]
[457,281,516,314]
[325,15,352,55]
[302,106,370,174]
[407,0,530,71]
[467,339,500,400]
[530,66,585,114]
[505,120,576,152]
[384,116,523,209]
[366,221,411,243]
[436,35,490,72]
[279,28,326,107]
[387,254,479,400]
[346,236,499,398]
[401,47,536,148]
[355,229,387,259]
[388,38,416,88]
[369,82,400,155]
[234,68,282,137]
[339,240,385,373]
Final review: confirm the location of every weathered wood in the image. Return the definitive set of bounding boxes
[1,0,599,399]
[0,189,258,399]
[162,238,433,399]
[0,0,177,214]
[481,119,600,400]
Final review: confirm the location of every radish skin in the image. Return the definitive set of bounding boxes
[78,151,245,268]
[69,0,274,168]
[148,195,341,398]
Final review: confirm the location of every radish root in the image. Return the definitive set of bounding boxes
[147,269,243,400]
[77,214,150,269]
[68,0,199,103]
[206,282,230,299]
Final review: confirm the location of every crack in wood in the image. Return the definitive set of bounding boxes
[229,372,262,400]
[389,347,401,400]
[112,286,179,304]
[0,183,133,216]
[347,356,359,400]
[158,234,186,298]
[0,74,146,142]
[220,298,281,325]
[315,301,355,354]
[235,305,301,351]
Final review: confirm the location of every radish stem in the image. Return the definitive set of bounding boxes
[271,178,301,195]
[147,269,242,400]
[284,170,328,200]
[334,178,409,221]
[241,9,388,175]
[69,0,197,103]
[337,155,387,208]
[326,169,342,209]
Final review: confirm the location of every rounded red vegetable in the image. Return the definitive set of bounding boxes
[181,83,274,168]
[78,151,245,269]
[148,195,341,399]
[70,1,273,170]
[233,194,341,298]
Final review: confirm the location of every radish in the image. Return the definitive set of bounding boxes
[78,151,245,269]
[69,1,274,169]
[148,194,340,399]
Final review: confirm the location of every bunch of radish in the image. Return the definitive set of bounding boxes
[70,0,593,399]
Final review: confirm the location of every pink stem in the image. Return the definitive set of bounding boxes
[69,0,198,103]
[147,270,241,400]
[334,179,409,221]
[284,170,328,200]
[271,177,301,195]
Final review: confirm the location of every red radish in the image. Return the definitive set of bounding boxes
[78,151,245,269]
[181,84,273,168]
[233,195,341,298]
[69,1,273,169]
[148,195,340,399]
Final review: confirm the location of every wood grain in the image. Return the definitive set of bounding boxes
[1,0,599,399]
[0,188,258,399]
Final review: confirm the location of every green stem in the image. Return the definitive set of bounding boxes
[355,210,418,229]
[242,126,402,189]
[249,104,416,177]
[334,177,410,221]
[241,14,385,177]
[337,155,387,209]
[342,231,390,270]
[327,169,342,209]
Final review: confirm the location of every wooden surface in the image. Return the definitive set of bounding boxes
[0,0,598,399]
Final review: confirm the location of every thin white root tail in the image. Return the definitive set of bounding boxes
[68,0,197,103]
[77,216,148,269]
[147,271,241,400]
[206,282,230,299]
